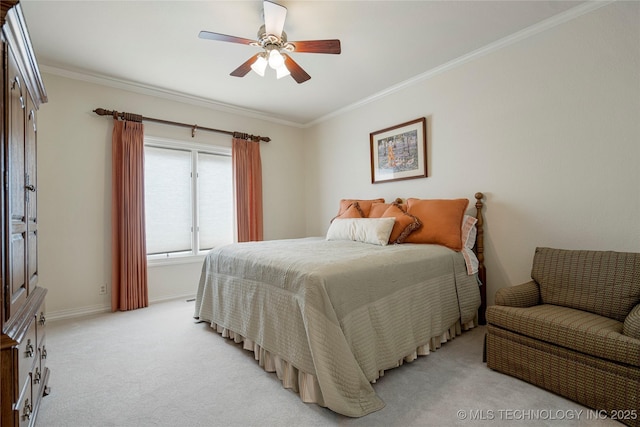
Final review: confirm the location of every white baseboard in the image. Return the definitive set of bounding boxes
[47,304,111,322]
[46,293,196,322]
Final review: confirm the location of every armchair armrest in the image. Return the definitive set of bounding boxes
[623,303,640,340]
[494,280,540,307]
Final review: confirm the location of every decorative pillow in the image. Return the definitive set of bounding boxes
[461,215,479,274]
[337,198,385,217]
[381,203,422,244]
[326,218,396,246]
[332,202,365,221]
[623,303,640,340]
[403,198,469,250]
[368,202,391,218]
[461,215,477,249]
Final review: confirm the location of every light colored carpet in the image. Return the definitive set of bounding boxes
[37,299,620,427]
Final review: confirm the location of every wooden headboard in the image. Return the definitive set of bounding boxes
[474,192,486,325]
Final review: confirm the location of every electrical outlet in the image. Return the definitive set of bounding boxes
[99,284,107,295]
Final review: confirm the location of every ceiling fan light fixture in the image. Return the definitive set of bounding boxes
[268,48,285,69]
[276,64,290,79]
[250,54,268,77]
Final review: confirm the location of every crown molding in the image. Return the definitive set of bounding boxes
[40,64,306,128]
[308,0,615,127]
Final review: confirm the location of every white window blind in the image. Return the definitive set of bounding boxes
[144,146,192,255]
[144,139,233,259]
[198,152,233,250]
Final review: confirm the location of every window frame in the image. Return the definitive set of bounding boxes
[144,136,233,266]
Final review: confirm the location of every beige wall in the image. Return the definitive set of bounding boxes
[37,75,307,318]
[38,1,639,318]
[304,1,640,304]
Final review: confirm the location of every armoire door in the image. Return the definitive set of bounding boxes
[5,42,28,320]
[26,92,38,294]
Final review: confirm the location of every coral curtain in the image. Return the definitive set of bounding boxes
[111,119,148,311]
[232,137,264,242]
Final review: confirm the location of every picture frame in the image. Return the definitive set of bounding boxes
[370,117,427,184]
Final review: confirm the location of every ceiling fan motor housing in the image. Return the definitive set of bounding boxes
[255,25,294,52]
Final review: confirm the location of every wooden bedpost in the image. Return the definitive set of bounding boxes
[475,192,487,325]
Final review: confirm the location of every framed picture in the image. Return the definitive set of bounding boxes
[370,117,427,184]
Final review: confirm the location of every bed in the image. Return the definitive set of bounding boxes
[194,193,486,417]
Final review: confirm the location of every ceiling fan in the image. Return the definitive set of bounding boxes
[199,0,341,84]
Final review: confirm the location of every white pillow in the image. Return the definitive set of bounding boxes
[461,215,479,275]
[461,215,477,249]
[326,218,396,246]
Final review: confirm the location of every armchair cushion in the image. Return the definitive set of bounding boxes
[494,280,540,307]
[531,247,640,322]
[486,304,640,367]
[624,303,640,340]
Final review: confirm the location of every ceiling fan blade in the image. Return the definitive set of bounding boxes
[289,39,341,54]
[263,0,287,37]
[230,54,261,77]
[199,31,256,46]
[283,54,311,84]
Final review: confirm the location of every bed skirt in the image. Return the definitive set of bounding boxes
[205,317,477,410]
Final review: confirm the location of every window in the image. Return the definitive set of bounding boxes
[144,137,233,260]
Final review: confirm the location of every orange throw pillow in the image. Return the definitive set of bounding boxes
[382,203,422,244]
[368,202,391,218]
[337,198,384,217]
[404,198,469,250]
[334,202,365,220]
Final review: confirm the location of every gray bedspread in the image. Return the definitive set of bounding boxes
[194,237,480,417]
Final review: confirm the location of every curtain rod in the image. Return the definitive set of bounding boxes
[93,108,270,142]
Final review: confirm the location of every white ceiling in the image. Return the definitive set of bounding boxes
[20,0,587,126]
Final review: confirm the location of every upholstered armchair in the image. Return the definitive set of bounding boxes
[485,247,640,427]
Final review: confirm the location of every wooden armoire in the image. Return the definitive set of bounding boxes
[1,2,49,426]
